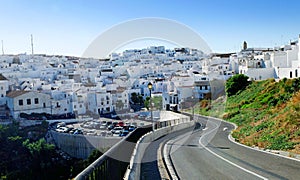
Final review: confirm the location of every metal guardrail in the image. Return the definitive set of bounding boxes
[74,125,152,180]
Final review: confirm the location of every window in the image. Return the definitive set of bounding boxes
[43,103,46,108]
[0,86,3,90]
[1,94,3,97]
[19,99,23,106]
[34,98,39,104]
[27,99,31,105]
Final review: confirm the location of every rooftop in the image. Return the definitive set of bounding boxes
[6,90,30,98]
[0,74,8,81]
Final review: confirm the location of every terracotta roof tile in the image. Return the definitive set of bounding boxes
[6,91,30,98]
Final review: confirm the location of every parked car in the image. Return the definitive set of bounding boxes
[106,131,113,136]
[125,122,131,126]
[99,125,107,130]
[128,125,136,132]
[74,129,83,135]
[112,122,118,127]
[119,130,129,137]
[107,125,114,130]
[111,126,123,134]
[118,121,124,127]
[56,122,66,128]
[100,131,107,136]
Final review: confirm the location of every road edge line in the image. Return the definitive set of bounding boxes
[198,122,268,180]
[196,113,300,162]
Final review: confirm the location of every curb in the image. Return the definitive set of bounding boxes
[197,113,300,162]
[157,140,171,180]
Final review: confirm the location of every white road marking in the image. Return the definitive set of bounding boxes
[198,121,268,180]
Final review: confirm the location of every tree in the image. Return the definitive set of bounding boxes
[87,149,103,164]
[131,93,139,104]
[144,96,162,110]
[226,74,250,97]
[144,97,150,110]
[152,96,163,110]
[138,95,144,105]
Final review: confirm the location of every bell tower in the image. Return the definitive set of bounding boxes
[243,41,248,50]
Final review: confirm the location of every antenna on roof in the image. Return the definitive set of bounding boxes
[31,34,34,55]
[1,40,4,55]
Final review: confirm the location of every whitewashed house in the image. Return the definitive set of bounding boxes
[111,87,129,111]
[0,74,9,105]
[193,74,211,99]
[6,91,51,118]
[162,91,180,112]
[87,91,113,115]
[50,90,73,116]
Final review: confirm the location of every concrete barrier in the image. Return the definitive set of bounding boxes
[50,131,121,159]
[125,116,195,180]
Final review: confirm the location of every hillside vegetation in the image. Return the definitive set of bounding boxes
[199,77,300,153]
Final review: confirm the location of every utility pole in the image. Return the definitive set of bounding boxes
[31,34,34,55]
[1,40,4,55]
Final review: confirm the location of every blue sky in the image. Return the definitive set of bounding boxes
[0,0,299,57]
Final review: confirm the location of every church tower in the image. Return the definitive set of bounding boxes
[243,41,248,50]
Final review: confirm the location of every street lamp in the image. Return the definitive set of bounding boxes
[192,95,194,121]
[148,82,154,131]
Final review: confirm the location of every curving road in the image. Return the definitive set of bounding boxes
[140,126,196,180]
[166,115,300,180]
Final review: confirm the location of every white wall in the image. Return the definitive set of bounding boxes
[0,80,8,105]
[278,68,300,79]
[244,68,275,80]
[7,92,51,118]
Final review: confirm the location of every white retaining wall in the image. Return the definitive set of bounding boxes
[50,131,121,159]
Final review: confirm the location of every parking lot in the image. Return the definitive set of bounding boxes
[53,118,151,138]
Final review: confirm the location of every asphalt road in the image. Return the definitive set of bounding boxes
[167,115,300,180]
[140,126,196,180]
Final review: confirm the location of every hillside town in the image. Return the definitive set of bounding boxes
[0,35,300,121]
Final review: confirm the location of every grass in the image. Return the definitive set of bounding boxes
[195,77,300,153]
